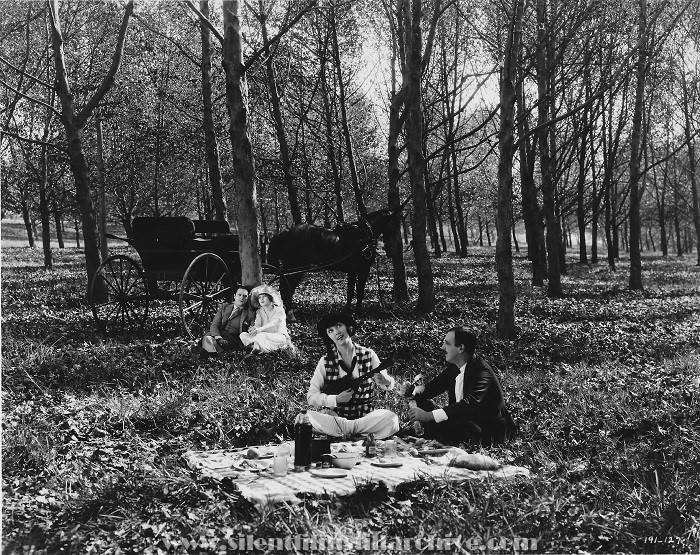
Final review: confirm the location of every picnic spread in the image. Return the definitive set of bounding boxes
[184,437,530,508]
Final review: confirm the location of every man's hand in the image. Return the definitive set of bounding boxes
[335,388,353,404]
[372,373,391,387]
[398,381,414,398]
[398,382,424,398]
[408,406,434,423]
[216,338,230,349]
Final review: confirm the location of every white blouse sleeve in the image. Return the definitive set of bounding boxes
[307,357,337,408]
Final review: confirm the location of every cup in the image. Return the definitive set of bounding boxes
[273,444,289,477]
[384,439,397,459]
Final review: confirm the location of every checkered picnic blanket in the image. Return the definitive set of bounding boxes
[184,441,530,508]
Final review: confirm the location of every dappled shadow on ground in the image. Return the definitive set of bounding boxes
[3,245,700,553]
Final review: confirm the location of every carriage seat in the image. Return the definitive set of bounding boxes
[193,219,231,237]
[132,217,195,247]
[132,217,198,273]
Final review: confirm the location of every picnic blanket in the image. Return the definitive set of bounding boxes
[184,441,530,508]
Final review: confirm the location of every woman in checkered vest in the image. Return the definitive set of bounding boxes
[306,312,399,439]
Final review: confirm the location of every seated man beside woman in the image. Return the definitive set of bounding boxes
[200,283,293,357]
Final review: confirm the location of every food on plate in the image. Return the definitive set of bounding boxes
[246,447,261,459]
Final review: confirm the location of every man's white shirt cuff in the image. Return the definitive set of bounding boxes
[432,409,448,423]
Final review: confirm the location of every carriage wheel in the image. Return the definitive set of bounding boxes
[179,253,232,339]
[90,255,149,334]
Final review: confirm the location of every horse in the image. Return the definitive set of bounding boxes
[267,208,397,318]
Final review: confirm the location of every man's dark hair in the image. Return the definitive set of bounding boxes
[448,326,477,357]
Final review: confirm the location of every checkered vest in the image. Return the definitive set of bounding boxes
[324,345,376,420]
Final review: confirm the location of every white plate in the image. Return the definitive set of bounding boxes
[232,460,269,472]
[370,459,403,468]
[310,468,348,479]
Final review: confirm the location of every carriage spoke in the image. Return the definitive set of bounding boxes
[100,300,121,322]
[91,255,149,335]
[182,300,204,314]
[179,253,232,339]
[209,286,231,300]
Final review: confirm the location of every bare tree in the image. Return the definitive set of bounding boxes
[495,0,523,339]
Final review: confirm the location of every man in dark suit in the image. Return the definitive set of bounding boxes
[200,285,253,356]
[403,326,515,446]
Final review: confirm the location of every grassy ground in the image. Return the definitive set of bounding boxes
[2,244,699,554]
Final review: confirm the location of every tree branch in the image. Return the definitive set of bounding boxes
[76,0,134,126]
[0,77,61,118]
[131,11,200,67]
[642,128,700,176]
[1,129,67,152]
[244,0,317,72]
[0,55,53,89]
[182,0,224,43]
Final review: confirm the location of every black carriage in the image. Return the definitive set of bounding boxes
[90,216,286,338]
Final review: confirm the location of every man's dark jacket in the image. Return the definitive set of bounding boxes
[415,356,514,445]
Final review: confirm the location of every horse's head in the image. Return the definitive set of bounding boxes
[366,208,400,257]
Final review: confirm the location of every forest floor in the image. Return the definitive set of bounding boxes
[2,244,700,554]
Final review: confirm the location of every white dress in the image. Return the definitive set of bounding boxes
[239,305,292,353]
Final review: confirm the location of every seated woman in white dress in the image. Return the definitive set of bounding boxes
[240,285,293,354]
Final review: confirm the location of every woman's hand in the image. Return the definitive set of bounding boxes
[248,327,258,336]
[335,389,353,404]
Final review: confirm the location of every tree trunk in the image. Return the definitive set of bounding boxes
[21,203,35,247]
[446,167,461,254]
[259,0,302,225]
[673,159,683,256]
[517,63,545,284]
[330,1,365,218]
[681,71,700,266]
[386,30,408,302]
[452,154,468,257]
[53,203,65,249]
[495,0,522,339]
[95,106,108,260]
[222,0,261,285]
[591,137,599,264]
[406,0,434,314]
[49,0,133,295]
[577,66,592,265]
[628,0,647,290]
[478,215,483,246]
[74,215,81,248]
[438,199,447,253]
[426,183,441,256]
[39,87,54,268]
[39,152,53,269]
[200,0,227,221]
[319,28,344,223]
[536,0,561,296]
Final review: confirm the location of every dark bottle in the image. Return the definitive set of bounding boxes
[364,433,376,458]
[294,410,313,471]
